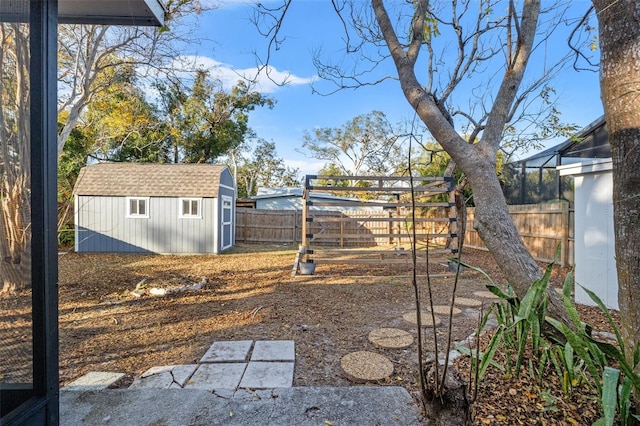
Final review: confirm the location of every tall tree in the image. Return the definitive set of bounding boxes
[229,138,300,198]
[254,1,576,317]
[301,110,404,177]
[56,0,216,156]
[592,0,640,365]
[82,62,168,163]
[157,73,274,163]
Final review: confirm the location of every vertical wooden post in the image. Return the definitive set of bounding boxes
[448,181,459,253]
[242,209,248,243]
[560,201,569,267]
[301,175,313,257]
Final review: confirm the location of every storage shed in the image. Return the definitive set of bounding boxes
[73,163,235,254]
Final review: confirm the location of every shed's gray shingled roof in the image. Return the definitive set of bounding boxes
[73,163,229,197]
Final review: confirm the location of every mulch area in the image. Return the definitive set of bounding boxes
[0,244,620,424]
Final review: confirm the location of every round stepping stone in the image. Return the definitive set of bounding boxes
[427,305,462,316]
[474,290,500,299]
[341,351,393,383]
[402,311,442,327]
[368,328,414,349]
[454,297,483,308]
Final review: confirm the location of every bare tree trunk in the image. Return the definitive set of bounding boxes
[0,23,31,296]
[371,0,570,318]
[0,177,31,295]
[593,0,640,364]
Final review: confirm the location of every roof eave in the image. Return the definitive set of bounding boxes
[58,0,166,26]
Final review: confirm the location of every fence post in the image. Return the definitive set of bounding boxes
[560,201,569,266]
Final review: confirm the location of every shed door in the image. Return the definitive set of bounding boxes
[221,195,233,250]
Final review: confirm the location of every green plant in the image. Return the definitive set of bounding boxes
[548,280,640,425]
[57,227,74,249]
[461,257,595,396]
[456,259,560,384]
[462,254,640,424]
[480,261,553,379]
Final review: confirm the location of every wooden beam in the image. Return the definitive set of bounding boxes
[313,257,452,265]
[307,201,454,208]
[308,185,450,194]
[308,232,455,239]
[309,216,454,223]
[312,248,455,256]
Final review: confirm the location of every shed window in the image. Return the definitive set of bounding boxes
[127,197,149,218]
[180,198,202,218]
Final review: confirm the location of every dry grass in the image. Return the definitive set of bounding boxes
[1,244,618,424]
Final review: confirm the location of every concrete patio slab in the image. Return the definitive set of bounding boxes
[250,340,295,361]
[239,361,294,389]
[63,372,125,391]
[184,363,247,390]
[200,340,253,363]
[130,364,198,389]
[60,387,422,425]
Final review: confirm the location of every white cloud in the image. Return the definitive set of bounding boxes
[284,159,324,177]
[174,55,316,93]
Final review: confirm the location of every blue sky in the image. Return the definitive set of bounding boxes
[177,0,603,176]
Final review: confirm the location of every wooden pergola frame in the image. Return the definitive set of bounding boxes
[292,174,460,277]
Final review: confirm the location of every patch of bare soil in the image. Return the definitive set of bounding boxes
[0,245,618,424]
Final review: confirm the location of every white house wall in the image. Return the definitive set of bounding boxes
[560,160,618,309]
[76,196,217,254]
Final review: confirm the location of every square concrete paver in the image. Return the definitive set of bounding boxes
[239,362,294,389]
[184,363,247,390]
[130,364,198,389]
[64,372,125,391]
[250,340,295,362]
[200,340,253,363]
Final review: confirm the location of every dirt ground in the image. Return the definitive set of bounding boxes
[1,244,619,424]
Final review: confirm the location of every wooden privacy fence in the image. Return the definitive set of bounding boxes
[235,208,448,246]
[236,201,574,266]
[464,201,574,266]
[236,208,301,243]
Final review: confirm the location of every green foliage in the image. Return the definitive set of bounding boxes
[229,138,300,198]
[547,282,640,426]
[57,227,74,249]
[82,60,170,163]
[465,259,640,424]
[156,73,274,164]
[301,110,405,178]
